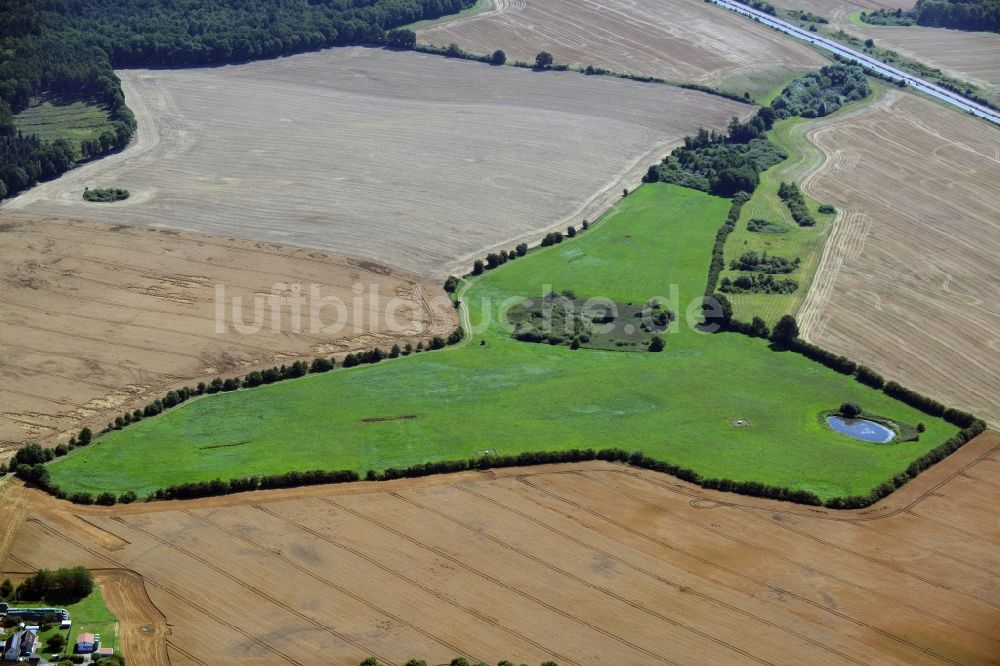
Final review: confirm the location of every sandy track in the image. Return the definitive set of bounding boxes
[416,0,826,86]
[0,215,455,449]
[2,431,997,665]
[794,89,1000,427]
[2,47,749,279]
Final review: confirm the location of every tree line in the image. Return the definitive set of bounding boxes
[0,0,476,201]
[3,332,468,504]
[644,63,870,197]
[862,0,1000,32]
[10,567,94,604]
[361,658,559,666]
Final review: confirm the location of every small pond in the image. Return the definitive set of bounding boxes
[827,416,895,443]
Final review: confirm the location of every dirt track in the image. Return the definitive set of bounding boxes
[2,47,749,279]
[416,0,826,90]
[0,215,455,450]
[3,431,997,665]
[795,89,1000,427]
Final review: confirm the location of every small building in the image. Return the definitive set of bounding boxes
[76,632,95,653]
[96,647,114,659]
[59,618,72,630]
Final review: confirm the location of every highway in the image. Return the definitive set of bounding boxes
[710,0,1000,125]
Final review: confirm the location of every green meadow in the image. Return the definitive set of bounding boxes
[48,184,955,500]
[13,99,113,152]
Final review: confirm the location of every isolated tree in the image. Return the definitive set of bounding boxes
[390,344,401,358]
[534,51,553,68]
[840,402,863,418]
[46,633,65,652]
[770,314,800,344]
[386,28,416,49]
[490,49,506,65]
[445,42,463,57]
[749,316,770,338]
[864,38,875,48]
[78,426,93,445]
[472,259,484,275]
[566,225,576,237]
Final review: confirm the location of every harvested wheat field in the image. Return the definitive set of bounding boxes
[416,0,827,96]
[777,0,1000,104]
[2,431,999,665]
[796,88,1000,427]
[2,47,750,279]
[0,214,455,451]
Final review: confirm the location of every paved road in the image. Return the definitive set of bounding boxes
[711,0,1000,125]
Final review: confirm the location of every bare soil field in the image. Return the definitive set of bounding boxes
[2,47,749,279]
[416,0,827,97]
[0,214,454,451]
[2,431,998,666]
[796,89,1000,427]
[776,0,1000,104]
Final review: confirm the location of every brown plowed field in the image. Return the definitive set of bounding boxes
[2,47,750,279]
[0,215,455,451]
[416,0,827,94]
[795,89,1000,427]
[776,0,1000,104]
[3,431,998,666]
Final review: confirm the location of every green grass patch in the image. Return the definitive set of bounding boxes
[13,98,114,153]
[718,84,887,325]
[710,65,809,105]
[46,183,957,501]
[1,589,118,659]
[405,0,493,31]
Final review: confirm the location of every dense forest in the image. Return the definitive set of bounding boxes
[0,0,475,200]
[645,64,870,197]
[862,0,1000,32]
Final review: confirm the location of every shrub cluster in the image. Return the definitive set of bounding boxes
[777,182,816,227]
[720,273,799,294]
[646,64,869,197]
[82,187,130,202]
[730,250,800,274]
[771,64,869,119]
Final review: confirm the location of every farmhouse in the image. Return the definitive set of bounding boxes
[2,628,36,661]
[75,632,95,653]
